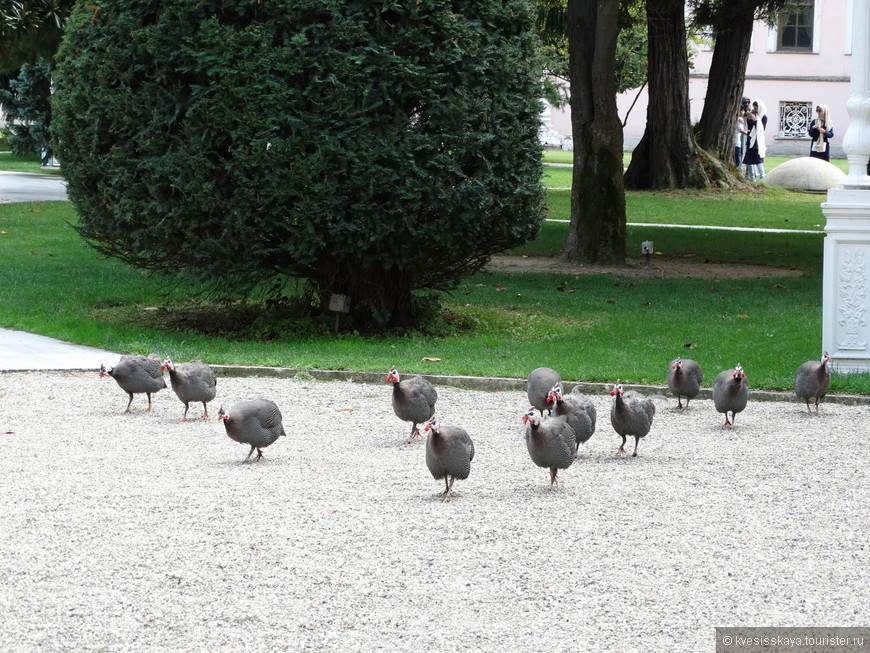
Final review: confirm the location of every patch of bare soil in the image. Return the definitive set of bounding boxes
[486,254,808,279]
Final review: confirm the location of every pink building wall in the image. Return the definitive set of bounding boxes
[549,0,852,157]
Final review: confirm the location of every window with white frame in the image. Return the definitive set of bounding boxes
[776,0,814,51]
[779,101,813,139]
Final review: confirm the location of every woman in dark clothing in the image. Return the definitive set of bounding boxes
[809,105,834,161]
[742,101,767,181]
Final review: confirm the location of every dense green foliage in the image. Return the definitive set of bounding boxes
[0,58,53,161]
[51,0,546,327]
[0,0,73,76]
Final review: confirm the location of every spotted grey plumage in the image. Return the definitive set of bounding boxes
[100,354,166,413]
[547,383,596,453]
[794,353,831,414]
[526,367,561,415]
[522,407,577,486]
[423,419,474,500]
[609,383,655,457]
[385,367,437,440]
[163,357,217,421]
[712,365,750,426]
[218,399,285,461]
[667,358,704,409]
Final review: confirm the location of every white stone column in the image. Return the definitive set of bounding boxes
[842,0,870,187]
[821,0,870,372]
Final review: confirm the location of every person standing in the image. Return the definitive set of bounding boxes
[809,104,834,161]
[742,110,762,181]
[735,108,748,173]
[742,100,767,181]
[752,100,768,179]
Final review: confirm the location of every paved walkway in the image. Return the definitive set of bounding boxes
[0,170,68,203]
[0,329,118,371]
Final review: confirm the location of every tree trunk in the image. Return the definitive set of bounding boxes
[314,255,415,328]
[563,0,625,265]
[624,0,715,189]
[695,9,755,162]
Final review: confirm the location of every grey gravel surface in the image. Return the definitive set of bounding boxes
[0,370,867,652]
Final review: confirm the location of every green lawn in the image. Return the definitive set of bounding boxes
[0,152,63,174]
[543,187,826,232]
[1,200,865,395]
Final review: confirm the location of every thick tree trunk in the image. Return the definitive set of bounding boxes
[314,255,415,328]
[624,0,716,189]
[695,11,755,162]
[563,0,625,265]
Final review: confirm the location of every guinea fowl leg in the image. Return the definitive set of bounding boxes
[678,397,684,409]
[406,423,422,443]
[440,477,454,502]
[123,393,134,414]
[633,436,640,457]
[549,468,558,486]
[244,445,256,461]
[253,448,264,461]
[616,435,627,455]
[201,402,209,419]
[180,403,190,422]
[145,392,154,412]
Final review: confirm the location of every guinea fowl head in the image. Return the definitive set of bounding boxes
[423,418,439,434]
[610,382,624,398]
[99,363,112,378]
[522,407,540,426]
[672,359,683,370]
[385,366,400,384]
[217,406,229,421]
[733,365,746,381]
[821,352,832,366]
[161,357,174,372]
[546,384,564,405]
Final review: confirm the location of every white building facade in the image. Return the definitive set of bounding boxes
[549,0,854,157]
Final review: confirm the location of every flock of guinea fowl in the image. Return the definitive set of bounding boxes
[99,352,834,500]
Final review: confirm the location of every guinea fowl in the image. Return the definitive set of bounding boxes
[162,357,217,421]
[99,354,166,413]
[385,366,437,441]
[794,352,832,414]
[712,364,750,426]
[609,382,655,457]
[667,358,704,409]
[217,399,285,461]
[546,383,596,453]
[423,418,475,501]
[522,407,577,487]
[526,367,561,415]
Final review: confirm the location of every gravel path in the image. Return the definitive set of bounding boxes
[0,370,867,652]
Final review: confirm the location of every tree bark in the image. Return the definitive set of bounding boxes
[695,8,756,161]
[563,0,626,265]
[624,0,718,189]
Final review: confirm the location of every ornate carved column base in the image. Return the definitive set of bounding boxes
[822,189,870,372]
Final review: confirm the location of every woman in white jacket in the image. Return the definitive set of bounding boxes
[742,100,767,181]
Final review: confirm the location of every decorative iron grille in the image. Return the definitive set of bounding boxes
[779,102,812,139]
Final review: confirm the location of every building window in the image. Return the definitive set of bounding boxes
[776,0,814,51]
[779,101,812,139]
